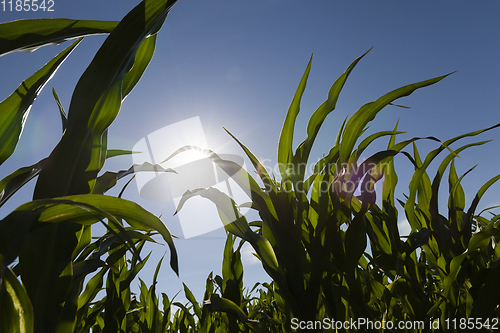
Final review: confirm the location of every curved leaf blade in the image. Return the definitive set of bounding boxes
[1,194,178,275]
[0,38,81,166]
[0,19,117,56]
[0,268,34,333]
[292,49,371,183]
[0,159,45,208]
[34,0,178,199]
[277,56,312,186]
[339,73,452,162]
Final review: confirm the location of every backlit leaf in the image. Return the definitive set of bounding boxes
[0,39,80,166]
[0,19,117,56]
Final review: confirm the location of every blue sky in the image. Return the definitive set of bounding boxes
[1,0,500,304]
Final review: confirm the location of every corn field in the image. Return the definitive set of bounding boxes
[1,1,500,332]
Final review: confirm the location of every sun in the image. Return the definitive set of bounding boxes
[130,115,252,238]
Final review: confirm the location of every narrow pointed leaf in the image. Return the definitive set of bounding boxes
[405,123,500,230]
[106,149,140,159]
[224,127,277,194]
[205,294,259,326]
[52,88,67,133]
[464,174,500,241]
[93,162,175,195]
[1,195,178,272]
[175,187,279,273]
[277,56,312,184]
[163,145,279,221]
[0,159,45,208]
[34,0,178,199]
[0,38,81,166]
[293,49,370,182]
[183,283,202,319]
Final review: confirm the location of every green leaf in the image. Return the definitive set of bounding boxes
[224,128,277,194]
[145,257,163,331]
[205,294,259,327]
[464,173,500,245]
[183,283,202,319]
[175,187,279,274]
[401,228,431,254]
[470,263,500,318]
[0,268,34,333]
[448,159,466,214]
[171,301,197,329]
[443,252,468,299]
[413,142,432,224]
[277,56,312,187]
[381,122,399,207]
[122,33,157,99]
[75,268,107,329]
[468,226,494,252]
[0,38,81,166]
[164,145,279,222]
[404,123,500,231]
[355,130,404,159]
[339,73,452,162]
[292,49,370,184]
[161,293,172,330]
[34,0,178,198]
[52,88,67,134]
[334,149,397,207]
[431,140,489,211]
[0,19,117,56]
[19,223,79,333]
[0,159,45,208]
[92,162,175,195]
[34,195,178,274]
[344,210,367,271]
[22,6,177,329]
[106,149,140,159]
[221,236,244,309]
[2,195,176,332]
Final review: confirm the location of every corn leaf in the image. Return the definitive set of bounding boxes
[205,294,259,327]
[0,19,118,56]
[163,145,279,221]
[224,128,277,194]
[23,5,177,329]
[175,187,279,274]
[9,194,176,332]
[40,196,176,271]
[292,49,370,184]
[34,0,177,199]
[52,88,67,133]
[0,267,34,333]
[106,149,140,158]
[93,162,175,195]
[183,283,202,319]
[277,56,312,186]
[469,264,500,319]
[405,123,500,231]
[0,39,81,166]
[339,73,452,162]
[464,174,500,246]
[0,159,45,208]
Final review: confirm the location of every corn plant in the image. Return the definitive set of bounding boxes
[166,234,287,333]
[200,234,285,332]
[104,232,286,333]
[173,50,500,332]
[0,1,180,332]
